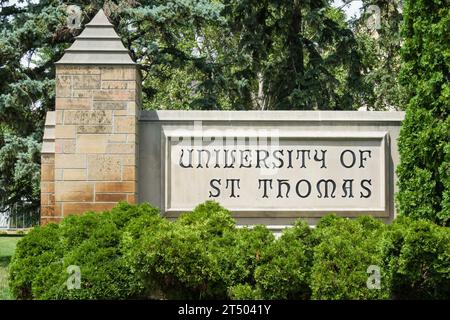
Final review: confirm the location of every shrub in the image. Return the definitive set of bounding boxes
[310,215,389,300]
[10,202,159,299]
[220,225,275,298]
[126,201,238,299]
[8,223,63,299]
[382,216,450,299]
[253,220,313,299]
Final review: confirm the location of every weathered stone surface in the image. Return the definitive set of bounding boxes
[87,155,121,181]
[56,75,72,97]
[63,202,116,215]
[63,169,87,181]
[72,75,101,89]
[56,111,64,125]
[55,181,94,202]
[41,164,54,181]
[56,98,91,110]
[55,169,63,180]
[76,135,108,154]
[122,166,135,181]
[64,110,112,125]
[94,101,127,110]
[107,134,127,143]
[41,182,55,193]
[101,67,136,80]
[93,90,135,101]
[127,194,136,203]
[114,116,135,133]
[55,154,86,169]
[95,181,135,193]
[101,81,136,90]
[72,90,93,98]
[77,125,112,134]
[55,126,76,139]
[56,66,101,75]
[106,143,134,154]
[41,154,55,164]
[61,140,76,153]
[95,193,127,202]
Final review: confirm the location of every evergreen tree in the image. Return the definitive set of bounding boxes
[396,0,449,225]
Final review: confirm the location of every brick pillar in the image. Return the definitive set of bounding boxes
[41,9,139,224]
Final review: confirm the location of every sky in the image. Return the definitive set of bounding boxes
[332,0,364,20]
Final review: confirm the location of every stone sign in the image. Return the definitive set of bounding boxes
[165,132,387,217]
[40,9,405,229]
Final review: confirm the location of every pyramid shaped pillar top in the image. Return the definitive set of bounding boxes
[56,9,136,65]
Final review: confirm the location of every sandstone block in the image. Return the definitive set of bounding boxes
[101,81,136,90]
[64,169,87,181]
[76,135,108,154]
[101,67,136,80]
[64,110,112,125]
[122,166,136,181]
[114,116,135,133]
[55,154,86,169]
[77,125,112,134]
[95,193,127,202]
[55,125,76,139]
[87,155,121,181]
[63,202,116,215]
[41,164,54,181]
[106,143,134,154]
[55,181,94,202]
[57,66,100,75]
[56,98,91,110]
[56,75,72,97]
[95,181,135,193]
[93,101,127,110]
[93,90,135,101]
[72,75,101,89]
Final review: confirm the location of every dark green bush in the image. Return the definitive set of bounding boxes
[9,202,158,299]
[310,215,389,300]
[229,221,313,300]
[125,201,237,299]
[254,220,313,299]
[9,201,449,300]
[220,225,275,298]
[382,216,450,299]
[8,223,63,299]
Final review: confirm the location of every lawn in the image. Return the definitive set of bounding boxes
[0,235,22,300]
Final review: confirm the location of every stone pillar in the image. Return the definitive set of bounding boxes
[41,9,139,224]
[40,112,56,224]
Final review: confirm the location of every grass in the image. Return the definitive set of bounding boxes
[0,235,23,300]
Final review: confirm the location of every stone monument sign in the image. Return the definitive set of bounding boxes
[41,9,404,229]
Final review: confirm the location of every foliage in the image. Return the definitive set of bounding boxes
[310,215,389,300]
[252,220,313,299]
[9,202,156,300]
[382,216,450,299]
[350,0,406,111]
[396,0,450,225]
[8,223,63,299]
[0,131,41,216]
[9,202,449,300]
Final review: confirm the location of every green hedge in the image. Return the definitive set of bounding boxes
[9,201,450,300]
